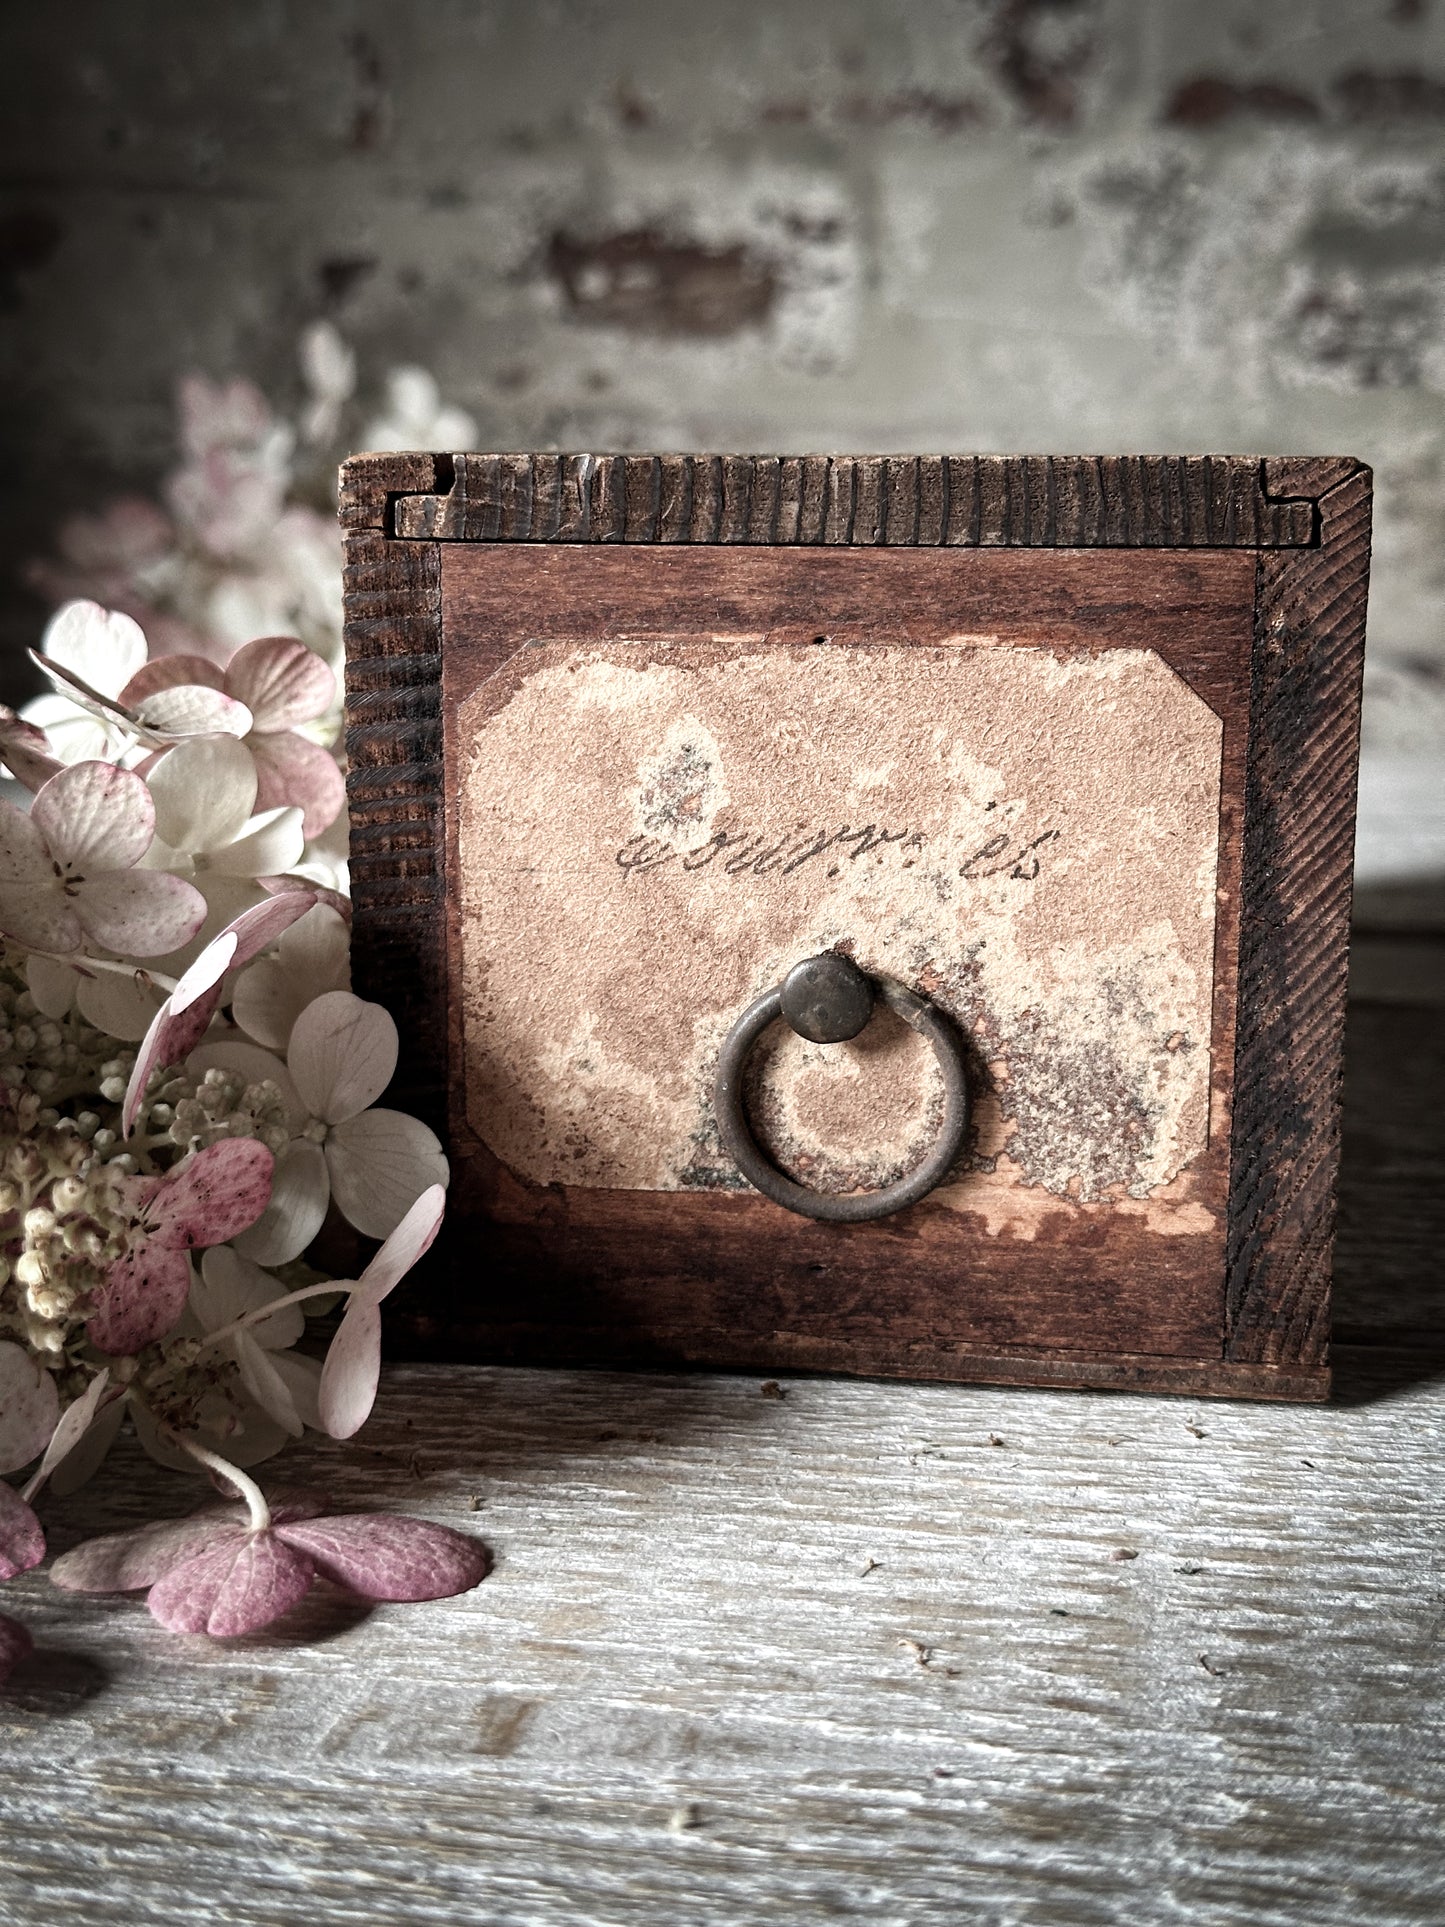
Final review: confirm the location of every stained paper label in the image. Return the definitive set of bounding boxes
[456,640,1223,1231]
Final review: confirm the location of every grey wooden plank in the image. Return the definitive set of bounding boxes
[1,1356,1442,1927]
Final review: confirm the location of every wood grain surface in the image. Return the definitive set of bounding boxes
[0,953,1440,1927]
[364,452,1321,549]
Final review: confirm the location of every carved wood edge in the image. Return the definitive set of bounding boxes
[1225,461,1373,1367]
[340,452,1343,548]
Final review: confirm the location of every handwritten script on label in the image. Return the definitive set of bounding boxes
[616,822,1060,884]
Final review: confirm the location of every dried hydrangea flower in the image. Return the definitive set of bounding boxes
[0,761,207,958]
[231,903,349,1052]
[123,636,344,839]
[20,601,149,764]
[143,736,305,914]
[193,991,447,1262]
[189,1245,320,1439]
[87,1137,276,1355]
[52,1465,488,1640]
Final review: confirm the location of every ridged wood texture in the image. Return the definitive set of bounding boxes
[350,451,1320,546]
[342,524,447,1136]
[1225,459,1373,1365]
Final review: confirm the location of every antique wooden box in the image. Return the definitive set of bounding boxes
[341,453,1371,1402]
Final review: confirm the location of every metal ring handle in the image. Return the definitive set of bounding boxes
[713,954,970,1223]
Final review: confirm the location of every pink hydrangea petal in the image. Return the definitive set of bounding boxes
[88,1238,193,1356]
[317,1297,381,1440]
[91,1140,274,1354]
[248,730,345,839]
[148,1136,276,1248]
[32,760,156,872]
[0,1341,61,1476]
[122,931,239,1133]
[136,685,254,741]
[0,1612,34,1682]
[223,636,335,733]
[0,1481,46,1580]
[288,990,398,1124]
[49,1508,248,1592]
[0,705,64,791]
[223,888,322,970]
[121,656,225,704]
[257,876,351,921]
[147,1528,315,1637]
[74,868,208,957]
[277,1514,490,1602]
[357,1182,447,1301]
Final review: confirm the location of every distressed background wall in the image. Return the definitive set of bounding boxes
[2,0,1443,878]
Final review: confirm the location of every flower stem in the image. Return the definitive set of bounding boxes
[199,1279,351,1353]
[174,1435,272,1532]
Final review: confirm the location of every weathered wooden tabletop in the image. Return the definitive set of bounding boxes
[2,908,1441,1927]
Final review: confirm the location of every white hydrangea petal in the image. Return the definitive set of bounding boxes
[326,1109,450,1240]
[287,990,397,1124]
[230,1138,329,1266]
[208,806,305,879]
[132,1388,289,1472]
[147,736,258,853]
[24,949,76,1019]
[75,964,165,1042]
[195,1244,303,1348]
[20,695,118,766]
[73,868,208,958]
[268,1350,322,1432]
[33,761,156,872]
[0,798,53,884]
[231,903,349,1051]
[137,685,254,740]
[41,600,148,697]
[233,1330,304,1437]
[0,884,82,953]
[50,1391,126,1495]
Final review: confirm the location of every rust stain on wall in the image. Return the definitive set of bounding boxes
[457,639,1223,1227]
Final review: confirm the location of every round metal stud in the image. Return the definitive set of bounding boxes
[780,952,874,1043]
[713,958,971,1223]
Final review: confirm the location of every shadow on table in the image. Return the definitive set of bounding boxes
[1332,892,1445,1405]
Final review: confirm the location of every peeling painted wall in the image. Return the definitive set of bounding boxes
[2,1,1443,868]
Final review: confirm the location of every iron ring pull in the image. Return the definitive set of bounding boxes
[713,953,971,1223]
